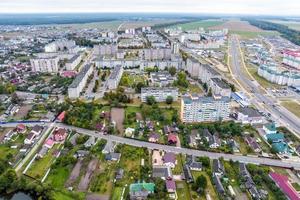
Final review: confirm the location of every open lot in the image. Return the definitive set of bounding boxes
[280,100,300,119]
[111,107,125,134]
[170,19,225,30]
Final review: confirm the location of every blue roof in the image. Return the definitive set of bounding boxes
[266,133,284,142]
[272,142,288,153]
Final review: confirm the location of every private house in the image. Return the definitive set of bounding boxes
[56,111,65,122]
[167,134,177,145]
[24,132,36,145]
[152,166,172,179]
[213,175,225,195]
[163,125,179,135]
[102,140,115,154]
[149,133,160,143]
[204,129,220,149]
[31,125,43,136]
[266,133,285,143]
[69,133,79,146]
[263,123,277,135]
[269,172,300,200]
[38,146,49,158]
[240,163,264,199]
[129,182,155,200]
[186,155,202,171]
[163,152,176,168]
[213,159,225,176]
[16,124,26,133]
[125,127,135,138]
[44,138,55,149]
[105,152,121,161]
[166,180,176,193]
[116,168,124,180]
[183,164,194,183]
[189,129,201,147]
[272,142,289,154]
[84,136,96,148]
[53,128,67,142]
[74,150,89,158]
[229,139,240,153]
[245,136,261,153]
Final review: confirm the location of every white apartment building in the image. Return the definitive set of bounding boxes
[258,65,300,87]
[181,95,230,123]
[209,78,231,97]
[65,54,82,70]
[30,56,60,73]
[94,44,118,56]
[141,48,172,60]
[45,40,76,53]
[283,49,300,69]
[107,65,123,90]
[141,87,178,103]
[68,64,93,98]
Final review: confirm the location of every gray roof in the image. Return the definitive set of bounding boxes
[67,54,81,63]
[211,78,230,89]
[152,166,172,178]
[109,65,122,80]
[69,63,92,88]
[237,107,262,118]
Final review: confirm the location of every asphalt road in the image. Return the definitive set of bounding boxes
[55,123,300,169]
[229,36,300,135]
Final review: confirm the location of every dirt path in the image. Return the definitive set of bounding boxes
[78,158,98,191]
[111,108,125,134]
[65,159,82,187]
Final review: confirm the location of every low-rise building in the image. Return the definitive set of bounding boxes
[150,72,175,87]
[141,87,178,103]
[129,182,155,200]
[68,63,93,98]
[236,107,264,124]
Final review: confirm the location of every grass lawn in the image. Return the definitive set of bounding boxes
[111,187,124,200]
[192,171,219,200]
[173,154,183,175]
[89,162,116,194]
[230,30,279,39]
[46,166,71,188]
[247,67,282,89]
[52,190,85,200]
[292,182,300,191]
[0,145,18,159]
[280,101,300,119]
[170,20,225,30]
[176,181,192,200]
[26,144,61,180]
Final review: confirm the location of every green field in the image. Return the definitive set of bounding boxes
[265,20,300,31]
[169,20,225,30]
[230,30,280,39]
[280,101,300,118]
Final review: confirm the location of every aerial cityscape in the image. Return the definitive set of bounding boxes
[1,1,300,200]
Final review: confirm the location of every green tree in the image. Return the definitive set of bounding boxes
[168,67,177,76]
[146,96,156,105]
[166,96,173,104]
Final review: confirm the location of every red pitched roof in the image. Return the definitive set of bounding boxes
[57,111,66,121]
[269,172,300,200]
[168,134,177,143]
[283,49,300,58]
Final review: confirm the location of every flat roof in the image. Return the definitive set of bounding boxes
[69,63,92,88]
[109,65,122,80]
[211,78,230,89]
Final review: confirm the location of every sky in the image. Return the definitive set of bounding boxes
[0,0,299,16]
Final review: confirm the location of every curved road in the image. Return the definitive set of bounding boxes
[229,36,300,135]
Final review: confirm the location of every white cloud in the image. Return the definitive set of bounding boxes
[0,0,299,16]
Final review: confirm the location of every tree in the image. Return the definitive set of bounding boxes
[192,175,207,195]
[207,88,212,96]
[146,96,156,105]
[166,96,173,104]
[168,67,177,76]
[203,83,208,92]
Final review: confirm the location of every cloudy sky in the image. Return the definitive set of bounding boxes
[0,0,299,16]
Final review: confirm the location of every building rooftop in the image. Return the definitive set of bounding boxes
[211,78,230,89]
[108,65,122,80]
[182,95,230,104]
[237,107,261,118]
[69,63,92,88]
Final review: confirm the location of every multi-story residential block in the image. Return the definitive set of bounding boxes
[68,63,93,98]
[186,57,201,78]
[283,49,300,69]
[141,87,178,103]
[209,78,231,97]
[150,72,175,87]
[181,95,230,123]
[94,44,118,56]
[141,48,172,60]
[30,56,60,73]
[107,65,123,90]
[45,40,76,53]
[258,64,300,86]
[65,54,82,70]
